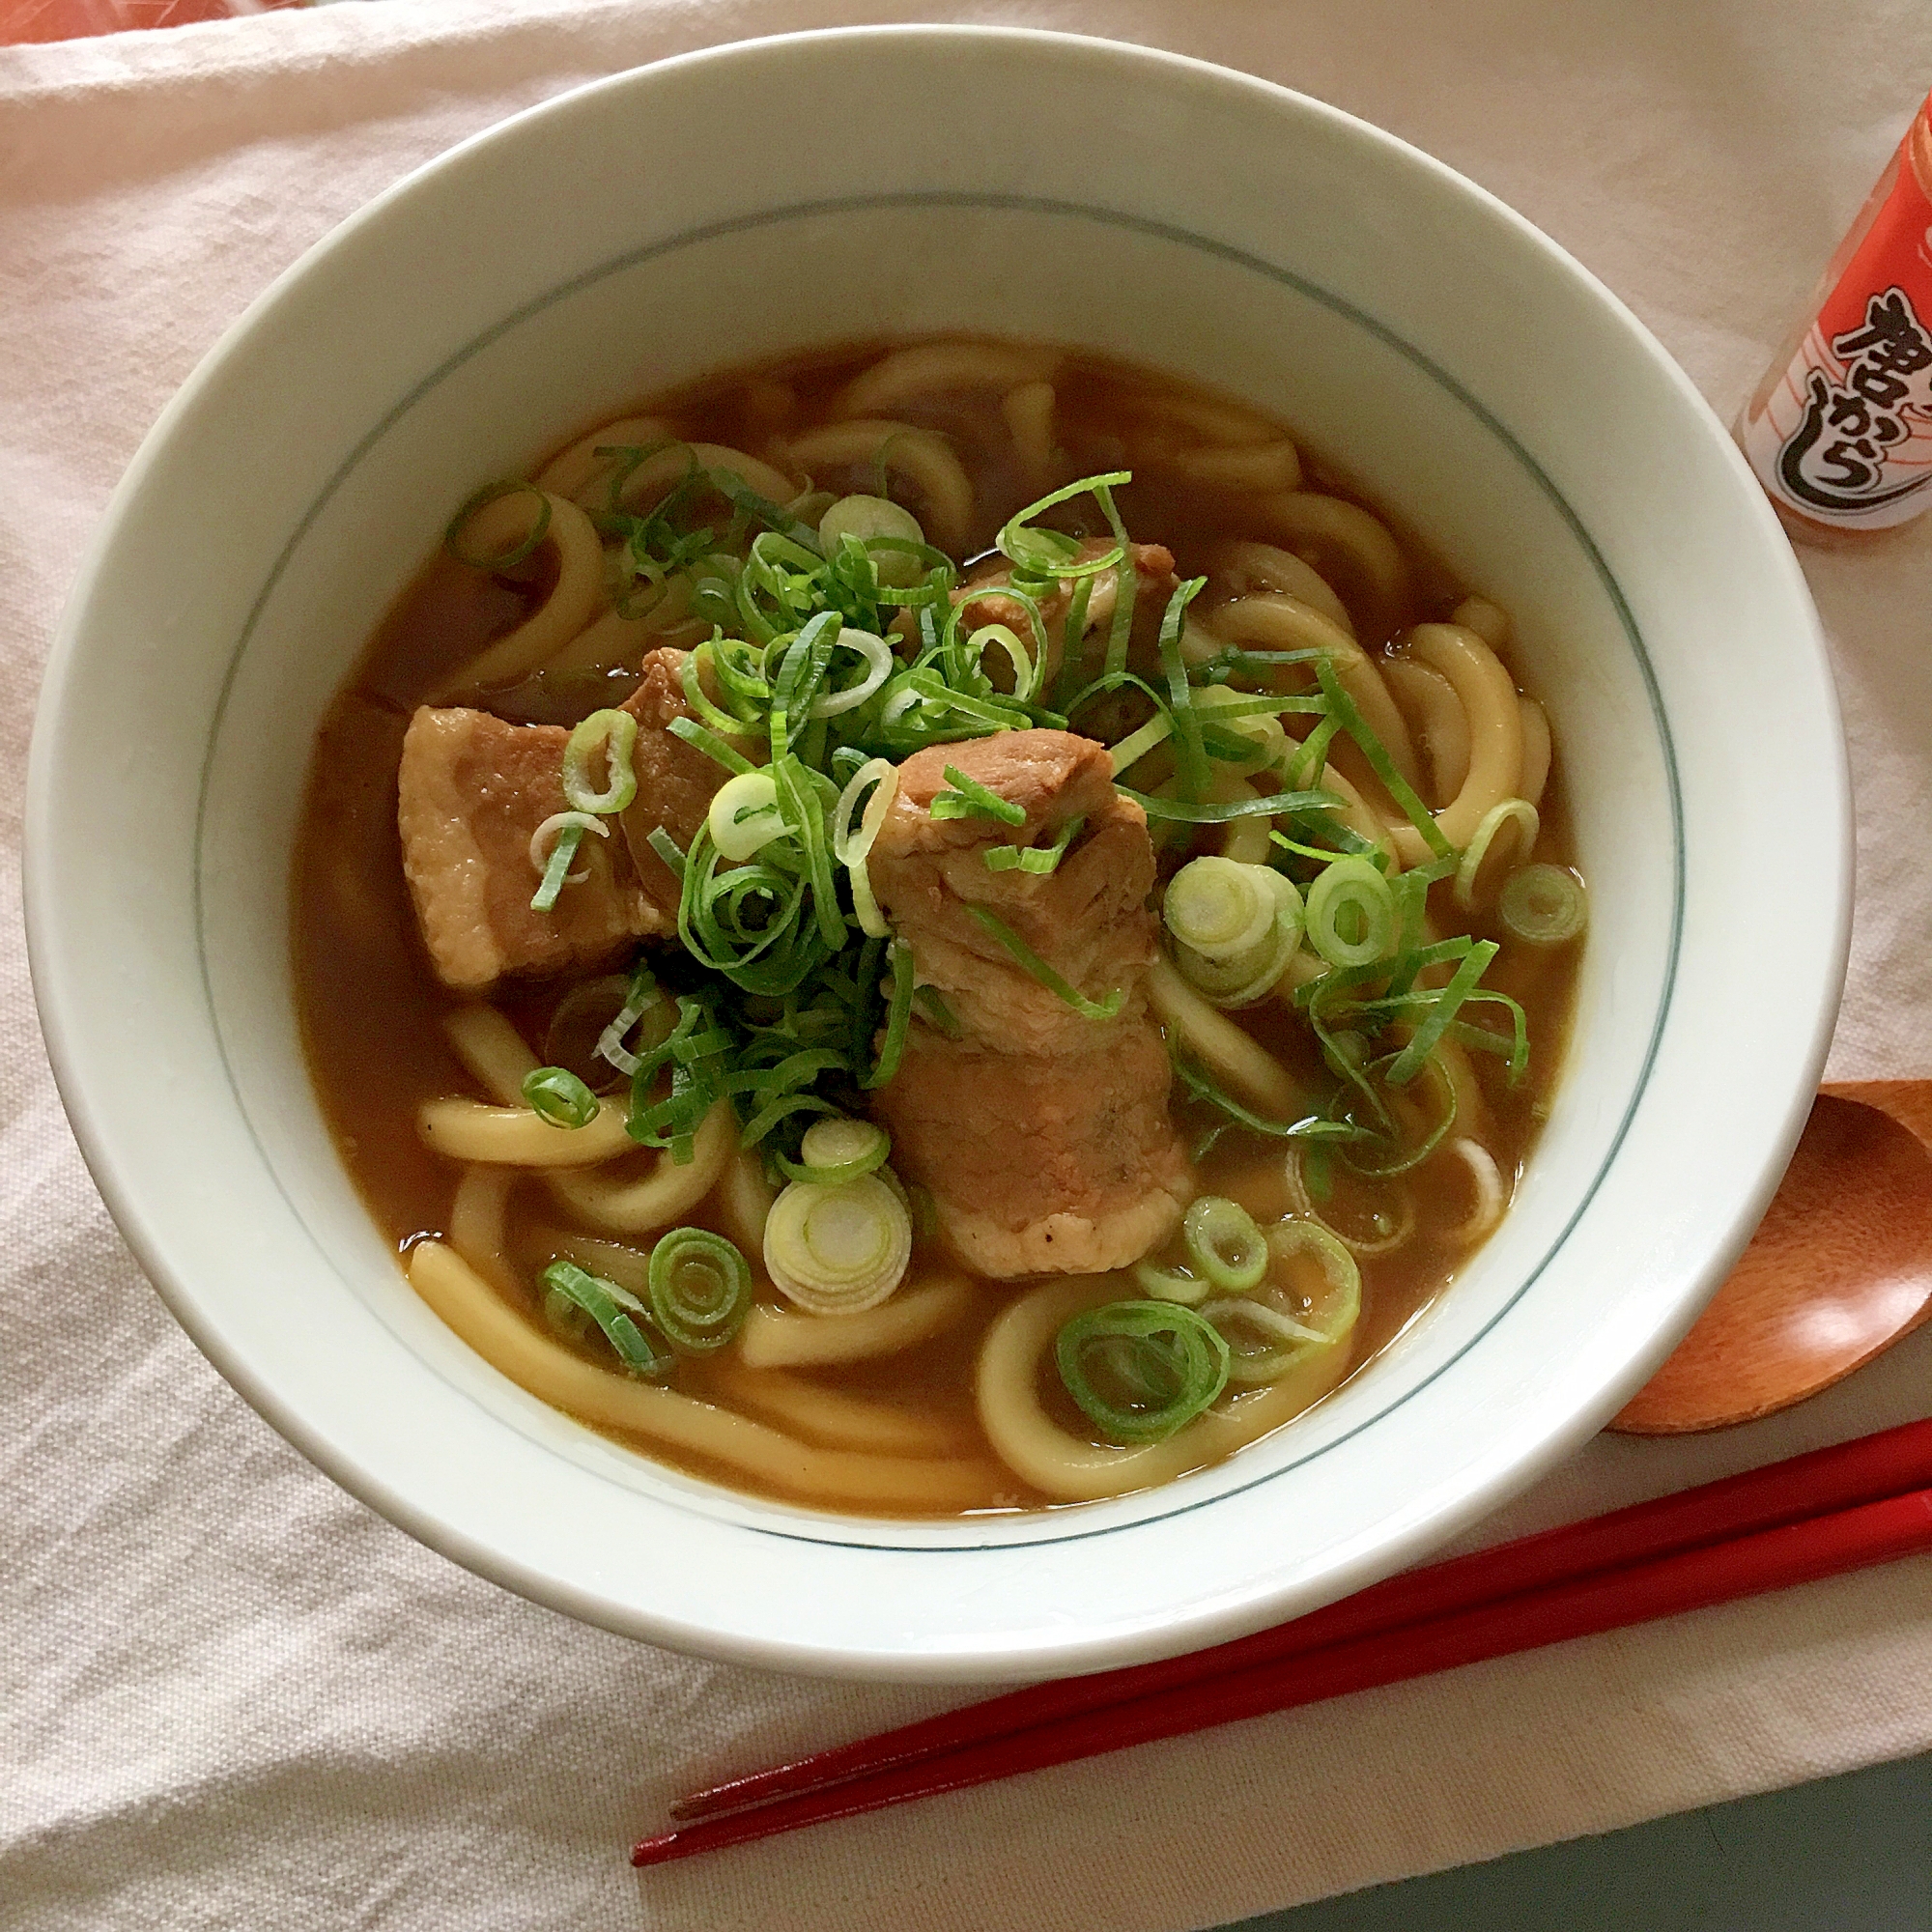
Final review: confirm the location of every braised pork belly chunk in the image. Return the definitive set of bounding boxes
[868,729,1158,1053]
[618,646,731,923]
[398,647,747,989]
[396,706,660,991]
[880,1025,1192,1277]
[869,728,1191,1275]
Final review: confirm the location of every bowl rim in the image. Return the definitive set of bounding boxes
[25,22,1852,1679]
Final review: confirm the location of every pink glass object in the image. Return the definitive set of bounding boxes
[0,0,303,43]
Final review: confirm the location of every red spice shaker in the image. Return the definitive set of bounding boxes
[1739,87,1932,545]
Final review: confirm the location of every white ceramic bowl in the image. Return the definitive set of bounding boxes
[26,27,1849,1682]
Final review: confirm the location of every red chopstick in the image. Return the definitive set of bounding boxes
[635,1477,1932,1865]
[668,1418,1932,1827]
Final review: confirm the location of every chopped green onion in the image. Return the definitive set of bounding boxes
[961,620,1039,703]
[1334,1049,1459,1177]
[1172,924,1303,1010]
[763,1173,912,1315]
[1191,683,1291,774]
[1055,1300,1231,1444]
[1271,1216,1363,1325]
[603,437,696,518]
[965,905,1124,1021]
[878,666,1034,749]
[1165,858,1304,1006]
[771,753,846,951]
[1272,815,1382,865]
[832,756,899,941]
[560,708,639,815]
[865,939,917,1088]
[1133,1258,1211,1305]
[843,932,885,1068]
[1454,798,1541,910]
[528,811,606,912]
[1171,1052,1355,1148]
[767,611,840,764]
[732,1049,846,1146]
[1199,1298,1326,1382]
[1440,1009,1527,1064]
[1459,994,1531,1084]
[1304,855,1396,969]
[645,825,687,880]
[819,536,883,639]
[776,1116,892,1185]
[522,1065,599,1129]
[706,633,772,712]
[1199,721,1271,764]
[626,991,729,1162]
[1392,852,1460,967]
[1108,708,1174,777]
[679,647,760,739]
[707,468,825,554]
[540,1259,672,1378]
[1118,784,1347,826]
[678,843,818,997]
[810,627,895,719]
[1499,863,1588,946]
[1283,713,1343,793]
[1314,657,1453,860]
[1097,483,1137,679]
[666,714,755,776]
[707,770,786,862]
[929,764,1026,826]
[647,1227,752,1352]
[1384,941,1500,1087]
[996,470,1132,580]
[596,961,664,1078]
[1290,932,1471,1010]
[984,815,1084,874]
[1164,856,1282,965]
[446,479,551,570]
[1054,573,1096,709]
[819,494,925,586]
[1183,1196,1269,1293]
[1155,576,1210,799]
[1201,1217,1360,1384]
[1290,1139,1419,1251]
[539,977,636,1089]
[1194,644,1331,681]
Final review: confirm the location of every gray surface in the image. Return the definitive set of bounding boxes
[1230,1752,1932,1931]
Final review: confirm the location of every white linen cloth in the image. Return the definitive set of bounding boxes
[3,4,1930,1928]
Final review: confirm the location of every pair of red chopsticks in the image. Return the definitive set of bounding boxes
[633,1418,1932,1866]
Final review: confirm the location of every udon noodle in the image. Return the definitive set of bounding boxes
[294,339,1584,1516]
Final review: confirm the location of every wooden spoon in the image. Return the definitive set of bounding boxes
[1611,1082,1932,1434]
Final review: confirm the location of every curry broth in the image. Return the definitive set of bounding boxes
[293,342,1579,1516]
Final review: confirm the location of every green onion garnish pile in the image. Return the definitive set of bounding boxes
[467,443,1583,1446]
[496,463,1203,1172]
